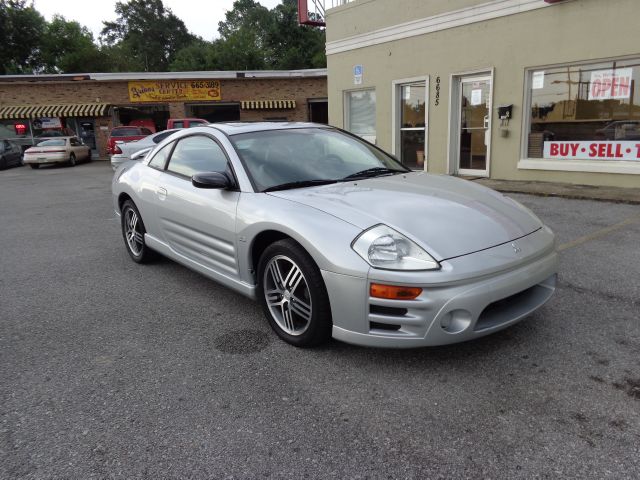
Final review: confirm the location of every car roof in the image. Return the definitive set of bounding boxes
[204,122,330,136]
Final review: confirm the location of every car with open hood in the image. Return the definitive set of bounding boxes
[112,123,557,348]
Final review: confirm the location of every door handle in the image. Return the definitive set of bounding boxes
[157,187,167,200]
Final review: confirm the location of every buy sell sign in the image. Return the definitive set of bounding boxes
[588,68,632,100]
[128,80,221,102]
[544,141,640,161]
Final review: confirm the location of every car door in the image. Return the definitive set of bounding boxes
[154,133,241,278]
[69,137,87,160]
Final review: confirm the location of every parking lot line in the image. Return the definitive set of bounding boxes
[558,213,640,252]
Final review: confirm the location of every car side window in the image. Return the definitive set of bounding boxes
[166,135,229,178]
[148,142,174,170]
[70,138,80,146]
[141,128,153,135]
[153,130,174,144]
[173,121,184,129]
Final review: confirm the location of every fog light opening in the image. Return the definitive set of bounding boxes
[440,309,472,334]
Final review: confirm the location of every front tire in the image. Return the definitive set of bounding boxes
[257,239,332,347]
[29,164,39,169]
[120,200,155,263]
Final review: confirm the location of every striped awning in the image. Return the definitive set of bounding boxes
[241,100,296,110]
[0,103,109,119]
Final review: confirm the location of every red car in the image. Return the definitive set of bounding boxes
[107,126,153,155]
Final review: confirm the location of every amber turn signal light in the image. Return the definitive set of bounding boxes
[370,283,422,300]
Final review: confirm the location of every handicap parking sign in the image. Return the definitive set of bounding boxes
[353,65,363,85]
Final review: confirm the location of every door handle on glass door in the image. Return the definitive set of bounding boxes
[157,187,167,200]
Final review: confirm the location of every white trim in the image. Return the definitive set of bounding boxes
[448,69,494,177]
[391,76,429,170]
[518,158,640,175]
[326,0,555,55]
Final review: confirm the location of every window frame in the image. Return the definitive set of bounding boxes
[343,88,377,144]
[391,76,429,170]
[162,133,239,189]
[520,54,640,175]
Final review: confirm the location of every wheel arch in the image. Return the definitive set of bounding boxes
[118,192,134,212]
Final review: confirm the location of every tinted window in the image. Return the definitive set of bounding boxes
[148,142,174,170]
[111,128,140,137]
[173,121,184,129]
[166,135,228,177]
[70,138,80,146]
[153,130,178,144]
[231,128,405,191]
[37,139,66,146]
[141,128,153,135]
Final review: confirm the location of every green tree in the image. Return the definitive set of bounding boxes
[40,15,108,73]
[100,0,194,71]
[267,0,326,69]
[216,0,273,70]
[169,40,222,72]
[0,0,46,74]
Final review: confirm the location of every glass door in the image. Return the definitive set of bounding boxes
[457,76,491,175]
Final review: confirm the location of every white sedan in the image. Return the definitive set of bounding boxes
[23,137,91,169]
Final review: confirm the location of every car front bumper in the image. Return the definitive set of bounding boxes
[322,227,558,348]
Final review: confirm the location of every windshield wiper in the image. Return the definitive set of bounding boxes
[263,179,338,192]
[341,167,404,181]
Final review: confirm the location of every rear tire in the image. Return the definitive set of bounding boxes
[257,239,332,347]
[120,200,156,263]
[29,164,39,169]
[86,150,92,162]
[68,153,76,167]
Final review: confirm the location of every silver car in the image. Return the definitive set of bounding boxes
[110,129,181,171]
[112,123,557,348]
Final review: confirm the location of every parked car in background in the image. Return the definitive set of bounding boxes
[166,118,208,129]
[0,140,23,169]
[128,119,157,133]
[23,137,91,169]
[112,122,558,348]
[107,126,153,155]
[110,129,180,170]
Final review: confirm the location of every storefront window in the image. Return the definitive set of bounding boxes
[398,82,426,169]
[346,89,376,143]
[527,58,640,162]
[0,119,32,149]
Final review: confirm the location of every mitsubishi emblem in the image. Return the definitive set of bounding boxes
[511,242,521,254]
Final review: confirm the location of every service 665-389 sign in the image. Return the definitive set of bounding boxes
[128,80,221,102]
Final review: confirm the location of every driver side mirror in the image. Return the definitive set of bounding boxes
[192,171,233,189]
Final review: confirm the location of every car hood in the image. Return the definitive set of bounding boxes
[267,172,542,260]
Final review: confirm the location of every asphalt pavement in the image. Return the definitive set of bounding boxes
[1,162,639,479]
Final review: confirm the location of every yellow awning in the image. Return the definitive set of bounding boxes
[240,100,296,110]
[0,103,109,119]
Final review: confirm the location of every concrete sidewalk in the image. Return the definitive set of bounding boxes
[468,177,640,204]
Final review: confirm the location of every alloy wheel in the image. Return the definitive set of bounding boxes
[263,255,313,336]
[124,207,144,256]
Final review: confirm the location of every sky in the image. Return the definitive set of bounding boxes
[33,0,284,42]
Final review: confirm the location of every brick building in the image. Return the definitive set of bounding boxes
[0,69,327,158]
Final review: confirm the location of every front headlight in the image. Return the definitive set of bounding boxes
[352,224,440,271]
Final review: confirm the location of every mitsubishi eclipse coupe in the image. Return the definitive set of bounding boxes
[112,123,557,348]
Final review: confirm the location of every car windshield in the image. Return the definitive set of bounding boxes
[37,140,66,146]
[230,128,408,192]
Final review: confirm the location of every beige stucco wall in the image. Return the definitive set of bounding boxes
[327,0,640,187]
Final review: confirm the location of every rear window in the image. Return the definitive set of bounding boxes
[188,121,207,128]
[111,128,141,137]
[37,140,66,146]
